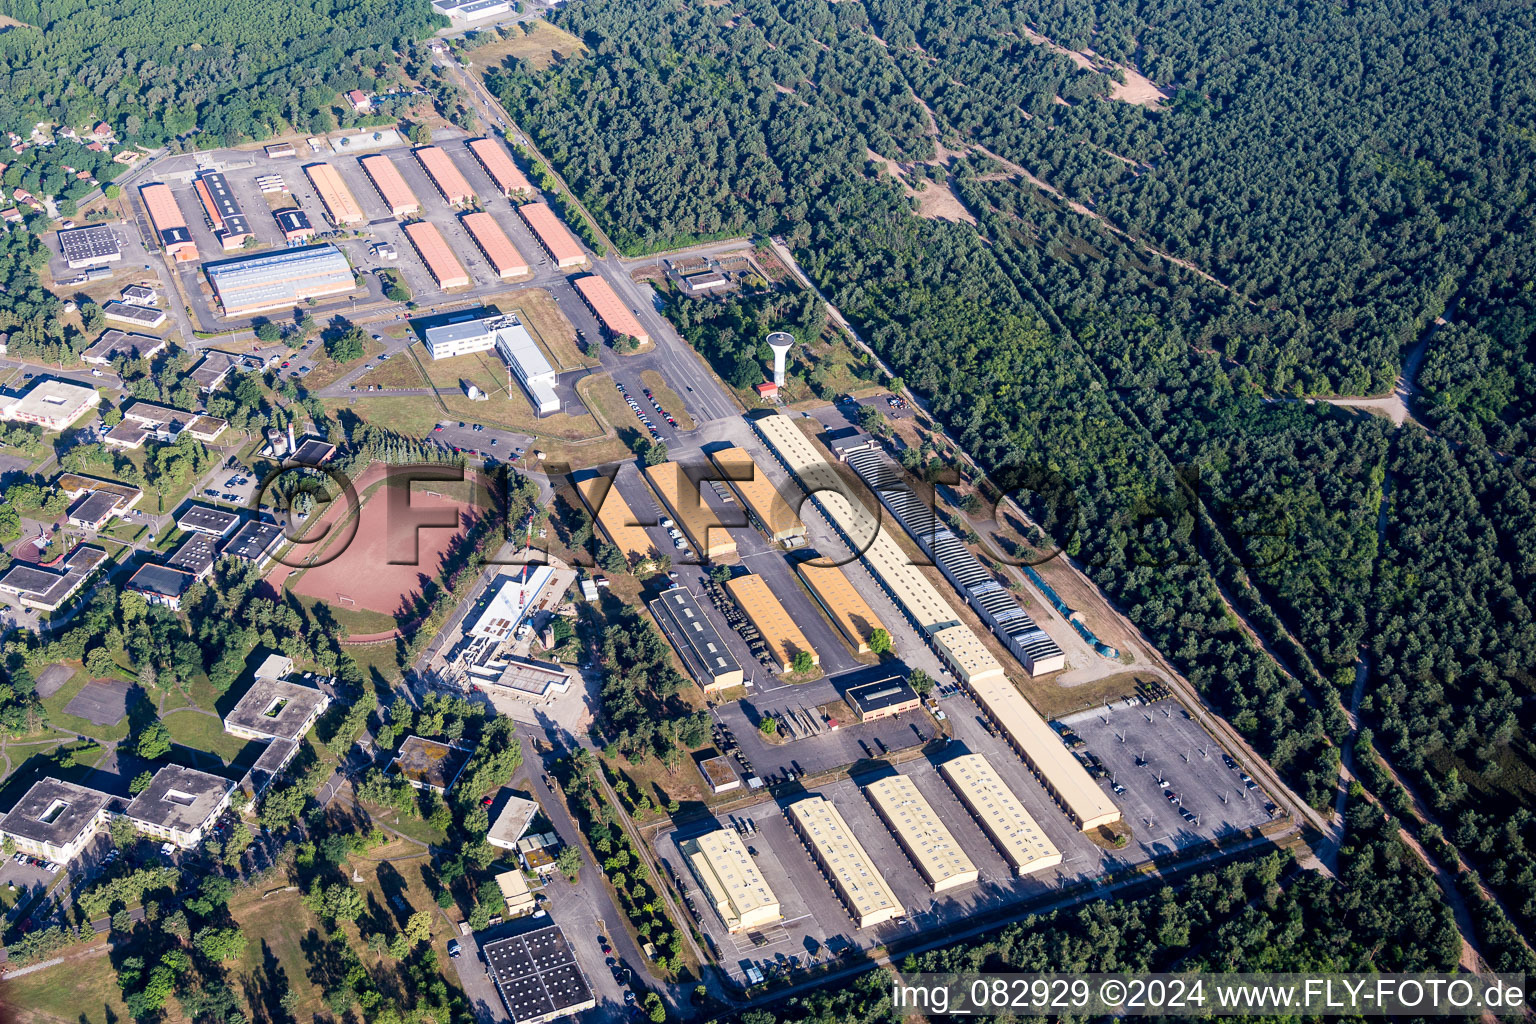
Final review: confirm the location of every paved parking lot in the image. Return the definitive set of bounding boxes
[62,679,129,727]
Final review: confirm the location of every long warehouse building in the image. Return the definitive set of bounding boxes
[940,754,1062,876]
[708,445,805,544]
[359,155,421,218]
[304,163,365,226]
[461,212,530,279]
[468,137,535,197]
[937,625,1120,831]
[518,203,585,268]
[574,274,650,345]
[789,797,903,929]
[193,172,252,249]
[571,470,655,564]
[204,245,355,317]
[795,558,887,654]
[643,462,737,561]
[681,827,780,932]
[402,221,471,289]
[843,446,1065,675]
[863,774,979,893]
[139,183,198,262]
[724,573,816,673]
[415,146,475,206]
[649,585,743,692]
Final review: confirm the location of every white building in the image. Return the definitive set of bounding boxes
[1,380,100,431]
[423,315,559,414]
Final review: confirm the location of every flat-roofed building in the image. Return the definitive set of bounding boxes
[724,573,816,673]
[304,163,365,226]
[461,211,530,279]
[697,754,739,794]
[948,639,1120,831]
[940,753,1062,876]
[67,488,134,530]
[481,924,595,1024]
[58,223,120,269]
[933,624,1007,686]
[571,470,654,562]
[573,274,649,345]
[0,546,105,612]
[795,558,887,654]
[122,285,158,305]
[221,520,284,567]
[177,504,240,536]
[123,764,233,849]
[648,586,742,692]
[488,794,539,850]
[266,142,297,159]
[863,774,978,893]
[423,314,558,412]
[683,271,728,294]
[140,183,198,261]
[392,735,472,793]
[126,563,197,609]
[82,329,166,366]
[204,245,355,317]
[844,676,920,722]
[106,401,227,449]
[188,351,241,392]
[0,778,112,862]
[468,137,535,197]
[102,301,167,328]
[495,868,538,917]
[274,207,315,243]
[788,796,903,929]
[414,146,475,206]
[359,154,421,218]
[223,676,331,742]
[1,380,100,431]
[682,827,781,932]
[707,446,804,543]
[466,566,557,643]
[402,221,470,289]
[194,171,252,248]
[291,438,337,466]
[166,532,220,579]
[643,462,736,561]
[517,202,584,268]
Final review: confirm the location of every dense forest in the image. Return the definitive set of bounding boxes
[0,0,443,143]
[492,0,1536,948]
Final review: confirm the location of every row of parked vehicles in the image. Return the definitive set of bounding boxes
[700,577,776,669]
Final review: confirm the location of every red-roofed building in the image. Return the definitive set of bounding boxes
[347,90,371,112]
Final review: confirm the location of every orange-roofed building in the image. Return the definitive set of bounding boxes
[414,146,475,206]
[467,138,535,197]
[460,212,529,279]
[574,275,650,345]
[518,202,585,268]
[303,163,365,226]
[359,155,420,219]
[402,222,470,289]
[139,183,198,262]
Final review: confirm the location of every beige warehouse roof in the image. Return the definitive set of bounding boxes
[795,559,886,654]
[940,753,1062,876]
[304,163,365,225]
[643,462,736,560]
[708,446,805,542]
[572,471,654,561]
[789,796,902,928]
[684,828,780,932]
[403,221,470,289]
[959,658,1121,831]
[863,774,978,893]
[724,573,816,672]
[932,624,1007,685]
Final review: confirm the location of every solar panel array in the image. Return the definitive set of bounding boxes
[842,447,1064,674]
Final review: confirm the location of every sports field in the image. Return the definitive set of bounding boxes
[269,467,480,619]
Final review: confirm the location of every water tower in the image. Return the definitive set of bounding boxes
[766,331,794,388]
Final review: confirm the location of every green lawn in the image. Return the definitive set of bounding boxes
[0,938,126,1024]
[163,708,254,766]
[285,589,400,636]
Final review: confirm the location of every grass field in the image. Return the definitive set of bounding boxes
[639,370,696,430]
[284,589,400,635]
[417,349,605,440]
[0,942,127,1024]
[466,20,588,73]
[162,708,255,766]
[491,288,594,371]
[304,336,384,390]
[355,349,431,391]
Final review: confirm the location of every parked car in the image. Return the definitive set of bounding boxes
[447,939,462,959]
